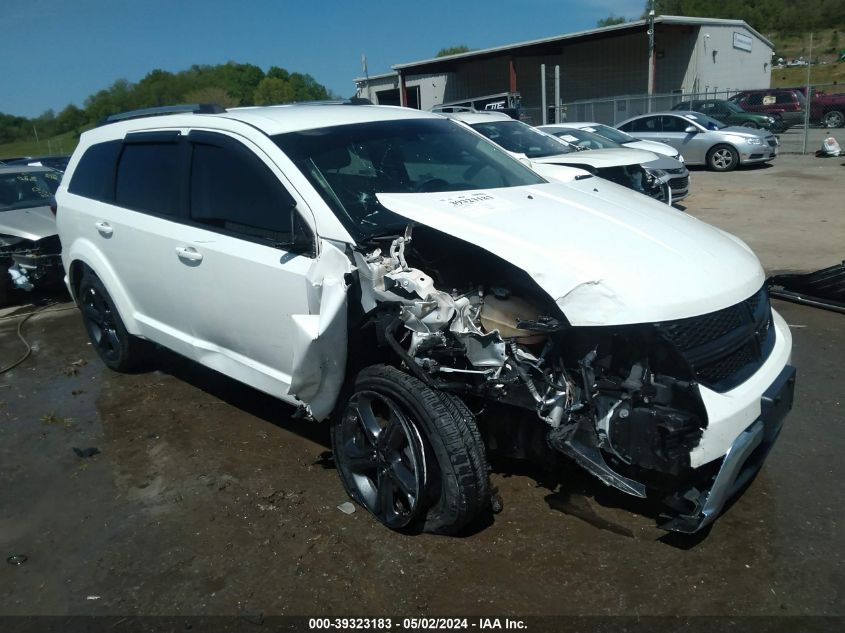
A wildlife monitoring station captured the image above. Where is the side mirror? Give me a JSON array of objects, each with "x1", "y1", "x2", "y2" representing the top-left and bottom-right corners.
[
  {"x1": 286, "y1": 206, "x2": 318, "y2": 257},
  {"x1": 684, "y1": 125, "x2": 699, "y2": 133}
]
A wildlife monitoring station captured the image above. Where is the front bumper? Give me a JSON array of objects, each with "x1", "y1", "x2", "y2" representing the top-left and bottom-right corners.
[{"x1": 661, "y1": 364, "x2": 796, "y2": 533}]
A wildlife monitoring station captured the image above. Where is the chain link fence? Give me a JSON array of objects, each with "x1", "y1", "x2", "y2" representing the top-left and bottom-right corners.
[{"x1": 532, "y1": 84, "x2": 845, "y2": 154}]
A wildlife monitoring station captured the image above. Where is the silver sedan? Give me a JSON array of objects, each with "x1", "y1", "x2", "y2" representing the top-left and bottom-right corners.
[{"x1": 616, "y1": 111, "x2": 778, "y2": 172}]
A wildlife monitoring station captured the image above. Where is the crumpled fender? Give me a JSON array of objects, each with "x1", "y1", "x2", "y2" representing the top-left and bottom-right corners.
[{"x1": 287, "y1": 243, "x2": 350, "y2": 421}]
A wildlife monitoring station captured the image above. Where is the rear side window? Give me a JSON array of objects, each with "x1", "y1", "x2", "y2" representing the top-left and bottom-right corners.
[
  {"x1": 68, "y1": 140, "x2": 121, "y2": 202},
  {"x1": 115, "y1": 142, "x2": 181, "y2": 216},
  {"x1": 189, "y1": 141, "x2": 294, "y2": 242}
]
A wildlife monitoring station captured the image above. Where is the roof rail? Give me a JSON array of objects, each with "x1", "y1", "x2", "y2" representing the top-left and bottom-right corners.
[{"x1": 98, "y1": 103, "x2": 226, "y2": 126}]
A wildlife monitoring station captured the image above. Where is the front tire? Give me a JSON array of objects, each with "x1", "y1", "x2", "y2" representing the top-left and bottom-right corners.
[
  {"x1": 707, "y1": 144, "x2": 739, "y2": 172},
  {"x1": 823, "y1": 110, "x2": 844, "y2": 128},
  {"x1": 332, "y1": 365, "x2": 489, "y2": 535},
  {"x1": 741, "y1": 121, "x2": 759, "y2": 128},
  {"x1": 78, "y1": 271, "x2": 149, "y2": 372}
]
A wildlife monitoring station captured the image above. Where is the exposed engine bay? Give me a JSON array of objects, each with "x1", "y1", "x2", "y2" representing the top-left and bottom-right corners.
[
  {"x1": 353, "y1": 224, "x2": 708, "y2": 502},
  {"x1": 1, "y1": 235, "x2": 63, "y2": 295}
]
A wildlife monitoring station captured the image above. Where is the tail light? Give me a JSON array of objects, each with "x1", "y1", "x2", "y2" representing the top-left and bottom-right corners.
[{"x1": 50, "y1": 196, "x2": 57, "y2": 216}]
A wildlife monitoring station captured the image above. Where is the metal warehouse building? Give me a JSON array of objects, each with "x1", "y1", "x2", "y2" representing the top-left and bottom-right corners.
[{"x1": 354, "y1": 15, "x2": 773, "y2": 124}]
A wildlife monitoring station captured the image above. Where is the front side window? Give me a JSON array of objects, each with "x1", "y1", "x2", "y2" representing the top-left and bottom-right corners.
[
  {"x1": 115, "y1": 142, "x2": 181, "y2": 216},
  {"x1": 274, "y1": 118, "x2": 544, "y2": 241},
  {"x1": 189, "y1": 141, "x2": 296, "y2": 243}
]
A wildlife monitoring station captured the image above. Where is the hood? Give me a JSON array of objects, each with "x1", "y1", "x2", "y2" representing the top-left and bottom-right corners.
[
  {"x1": 718, "y1": 126, "x2": 773, "y2": 139},
  {"x1": 641, "y1": 155, "x2": 686, "y2": 171},
  {"x1": 376, "y1": 183, "x2": 763, "y2": 326},
  {"x1": 622, "y1": 139, "x2": 680, "y2": 158},
  {"x1": 0, "y1": 205, "x2": 57, "y2": 242},
  {"x1": 528, "y1": 147, "x2": 658, "y2": 169}
]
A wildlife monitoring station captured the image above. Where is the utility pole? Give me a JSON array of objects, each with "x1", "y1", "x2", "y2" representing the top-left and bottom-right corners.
[
  {"x1": 647, "y1": 0, "x2": 656, "y2": 111},
  {"x1": 802, "y1": 33, "x2": 813, "y2": 155}
]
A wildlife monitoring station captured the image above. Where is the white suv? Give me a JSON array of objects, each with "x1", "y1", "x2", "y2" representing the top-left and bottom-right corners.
[{"x1": 56, "y1": 103, "x2": 795, "y2": 535}]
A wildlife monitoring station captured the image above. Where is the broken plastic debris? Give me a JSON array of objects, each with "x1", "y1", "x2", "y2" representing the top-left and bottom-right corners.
[
  {"x1": 72, "y1": 447, "x2": 101, "y2": 458},
  {"x1": 6, "y1": 555, "x2": 27, "y2": 566},
  {"x1": 337, "y1": 501, "x2": 356, "y2": 515},
  {"x1": 86, "y1": 595, "x2": 101, "y2": 601}
]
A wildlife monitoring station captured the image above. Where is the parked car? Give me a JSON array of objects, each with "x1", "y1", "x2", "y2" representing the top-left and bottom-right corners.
[
  {"x1": 671, "y1": 99, "x2": 782, "y2": 132},
  {"x1": 56, "y1": 103, "x2": 795, "y2": 536},
  {"x1": 446, "y1": 111, "x2": 675, "y2": 204},
  {"x1": 5, "y1": 154, "x2": 71, "y2": 173},
  {"x1": 555, "y1": 122, "x2": 684, "y2": 162},
  {"x1": 0, "y1": 165, "x2": 63, "y2": 305},
  {"x1": 538, "y1": 124, "x2": 690, "y2": 202},
  {"x1": 727, "y1": 89, "x2": 806, "y2": 130},
  {"x1": 794, "y1": 87, "x2": 845, "y2": 128},
  {"x1": 617, "y1": 111, "x2": 779, "y2": 171}
]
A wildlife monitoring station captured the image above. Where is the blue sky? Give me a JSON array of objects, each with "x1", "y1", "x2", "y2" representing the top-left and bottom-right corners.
[{"x1": 0, "y1": 0, "x2": 645, "y2": 118}]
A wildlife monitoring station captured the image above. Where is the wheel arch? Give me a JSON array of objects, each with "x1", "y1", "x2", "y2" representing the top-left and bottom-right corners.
[{"x1": 65, "y1": 239, "x2": 141, "y2": 334}]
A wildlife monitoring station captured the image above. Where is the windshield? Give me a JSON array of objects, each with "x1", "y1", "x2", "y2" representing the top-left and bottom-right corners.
[
  {"x1": 583, "y1": 123, "x2": 638, "y2": 145},
  {"x1": 0, "y1": 169, "x2": 60, "y2": 212},
  {"x1": 723, "y1": 101, "x2": 745, "y2": 114},
  {"x1": 273, "y1": 118, "x2": 545, "y2": 241},
  {"x1": 548, "y1": 127, "x2": 622, "y2": 150},
  {"x1": 469, "y1": 120, "x2": 574, "y2": 158},
  {"x1": 682, "y1": 112, "x2": 726, "y2": 130}
]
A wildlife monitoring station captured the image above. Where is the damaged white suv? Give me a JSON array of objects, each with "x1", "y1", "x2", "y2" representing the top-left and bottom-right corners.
[{"x1": 56, "y1": 103, "x2": 795, "y2": 535}]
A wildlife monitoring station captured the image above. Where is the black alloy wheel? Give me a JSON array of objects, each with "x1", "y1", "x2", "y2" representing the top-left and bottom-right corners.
[
  {"x1": 78, "y1": 271, "x2": 149, "y2": 372},
  {"x1": 336, "y1": 390, "x2": 425, "y2": 529}
]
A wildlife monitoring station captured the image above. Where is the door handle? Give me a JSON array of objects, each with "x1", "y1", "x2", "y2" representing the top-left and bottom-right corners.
[
  {"x1": 175, "y1": 246, "x2": 203, "y2": 263},
  {"x1": 95, "y1": 221, "x2": 113, "y2": 237}
]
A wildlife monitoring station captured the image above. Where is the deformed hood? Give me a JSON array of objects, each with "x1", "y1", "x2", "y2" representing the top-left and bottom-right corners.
[
  {"x1": 529, "y1": 147, "x2": 659, "y2": 169},
  {"x1": 377, "y1": 182, "x2": 764, "y2": 326},
  {"x1": 0, "y1": 205, "x2": 57, "y2": 242}
]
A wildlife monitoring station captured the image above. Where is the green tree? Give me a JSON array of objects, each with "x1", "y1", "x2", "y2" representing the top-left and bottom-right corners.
[
  {"x1": 183, "y1": 87, "x2": 239, "y2": 108},
  {"x1": 253, "y1": 77, "x2": 295, "y2": 105},
  {"x1": 597, "y1": 15, "x2": 627, "y2": 27},
  {"x1": 436, "y1": 45, "x2": 472, "y2": 57}
]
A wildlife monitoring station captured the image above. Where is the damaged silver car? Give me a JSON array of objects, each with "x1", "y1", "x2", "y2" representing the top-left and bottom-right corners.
[
  {"x1": 56, "y1": 103, "x2": 796, "y2": 535},
  {"x1": 0, "y1": 165, "x2": 63, "y2": 305}
]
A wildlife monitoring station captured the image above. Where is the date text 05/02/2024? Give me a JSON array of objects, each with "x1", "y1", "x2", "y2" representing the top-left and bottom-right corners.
[{"x1": 308, "y1": 617, "x2": 527, "y2": 630}]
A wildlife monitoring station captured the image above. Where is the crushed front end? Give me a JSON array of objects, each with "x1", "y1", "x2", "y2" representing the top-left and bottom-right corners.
[
  {"x1": 355, "y1": 226, "x2": 795, "y2": 533},
  {"x1": 1, "y1": 234, "x2": 63, "y2": 294}
]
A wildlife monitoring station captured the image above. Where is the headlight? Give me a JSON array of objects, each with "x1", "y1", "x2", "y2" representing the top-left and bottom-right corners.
[
  {"x1": 644, "y1": 168, "x2": 667, "y2": 184},
  {"x1": 766, "y1": 117, "x2": 775, "y2": 123},
  {"x1": 675, "y1": 153, "x2": 685, "y2": 163},
  {"x1": 746, "y1": 137, "x2": 764, "y2": 145}
]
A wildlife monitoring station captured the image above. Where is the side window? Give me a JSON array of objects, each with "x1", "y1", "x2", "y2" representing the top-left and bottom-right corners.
[
  {"x1": 189, "y1": 140, "x2": 297, "y2": 244},
  {"x1": 626, "y1": 116, "x2": 658, "y2": 133},
  {"x1": 68, "y1": 140, "x2": 122, "y2": 202},
  {"x1": 660, "y1": 116, "x2": 687, "y2": 132},
  {"x1": 775, "y1": 93, "x2": 794, "y2": 105},
  {"x1": 746, "y1": 94, "x2": 763, "y2": 106},
  {"x1": 115, "y1": 142, "x2": 181, "y2": 216}
]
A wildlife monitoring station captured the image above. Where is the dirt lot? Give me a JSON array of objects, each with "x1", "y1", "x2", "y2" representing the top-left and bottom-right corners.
[
  {"x1": 680, "y1": 153, "x2": 845, "y2": 274},
  {"x1": 1, "y1": 157, "x2": 843, "y2": 622}
]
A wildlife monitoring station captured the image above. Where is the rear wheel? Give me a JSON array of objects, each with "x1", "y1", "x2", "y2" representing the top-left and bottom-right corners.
[
  {"x1": 78, "y1": 271, "x2": 149, "y2": 372},
  {"x1": 823, "y1": 110, "x2": 844, "y2": 128},
  {"x1": 706, "y1": 144, "x2": 739, "y2": 172},
  {"x1": 332, "y1": 364, "x2": 489, "y2": 534}
]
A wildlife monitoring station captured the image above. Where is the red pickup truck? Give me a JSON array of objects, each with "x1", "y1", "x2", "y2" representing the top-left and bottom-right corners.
[{"x1": 808, "y1": 90, "x2": 845, "y2": 128}]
